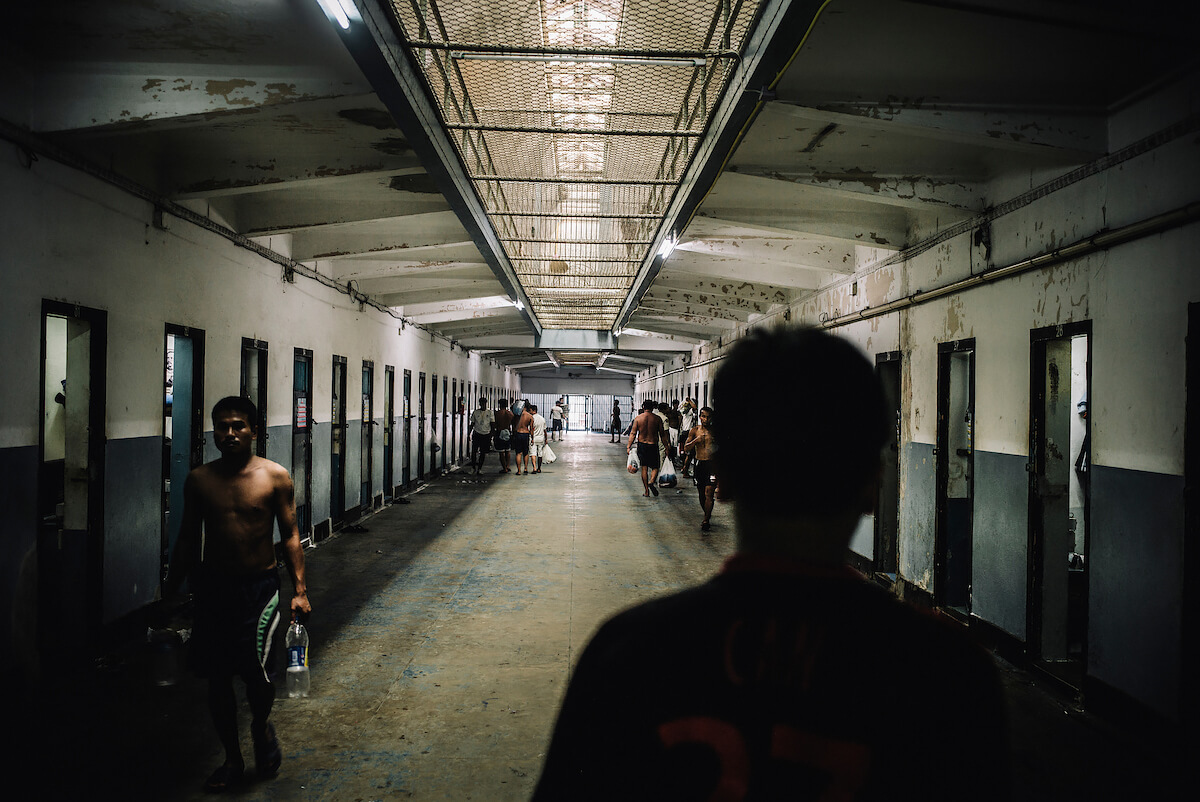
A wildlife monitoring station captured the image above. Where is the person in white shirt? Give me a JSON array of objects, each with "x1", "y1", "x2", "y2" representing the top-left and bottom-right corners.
[
  {"x1": 469, "y1": 397, "x2": 494, "y2": 475},
  {"x1": 550, "y1": 402, "x2": 564, "y2": 441},
  {"x1": 528, "y1": 405, "x2": 548, "y2": 473},
  {"x1": 679, "y1": 399, "x2": 697, "y2": 478}
]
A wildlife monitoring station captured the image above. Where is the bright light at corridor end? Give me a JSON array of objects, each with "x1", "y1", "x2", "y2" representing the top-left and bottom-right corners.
[{"x1": 316, "y1": 0, "x2": 355, "y2": 29}]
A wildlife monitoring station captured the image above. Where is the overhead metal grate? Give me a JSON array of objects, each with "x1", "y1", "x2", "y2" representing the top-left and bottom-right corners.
[{"x1": 386, "y1": 0, "x2": 766, "y2": 330}]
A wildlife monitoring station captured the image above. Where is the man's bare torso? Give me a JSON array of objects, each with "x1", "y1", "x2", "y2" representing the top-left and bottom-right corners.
[
  {"x1": 687, "y1": 425, "x2": 714, "y2": 461},
  {"x1": 632, "y1": 411, "x2": 663, "y2": 444},
  {"x1": 189, "y1": 456, "x2": 285, "y2": 575}
]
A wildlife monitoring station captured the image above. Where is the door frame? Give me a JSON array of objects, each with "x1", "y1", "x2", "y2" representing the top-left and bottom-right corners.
[
  {"x1": 384, "y1": 365, "x2": 395, "y2": 498},
  {"x1": 331, "y1": 354, "x2": 348, "y2": 529},
  {"x1": 935, "y1": 338, "x2": 976, "y2": 618},
  {"x1": 1026, "y1": 320, "x2": 1092, "y2": 680},
  {"x1": 874, "y1": 350, "x2": 902, "y2": 580},
  {"x1": 417, "y1": 371, "x2": 427, "y2": 481},
  {"x1": 293, "y1": 347, "x2": 313, "y2": 545},
  {"x1": 161, "y1": 323, "x2": 205, "y2": 588},
  {"x1": 1185, "y1": 304, "x2": 1199, "y2": 724},
  {"x1": 240, "y1": 337, "x2": 269, "y2": 457},
  {"x1": 361, "y1": 360, "x2": 374, "y2": 511},
  {"x1": 38, "y1": 299, "x2": 108, "y2": 649},
  {"x1": 403, "y1": 369, "x2": 412, "y2": 487},
  {"x1": 441, "y1": 375, "x2": 449, "y2": 470}
]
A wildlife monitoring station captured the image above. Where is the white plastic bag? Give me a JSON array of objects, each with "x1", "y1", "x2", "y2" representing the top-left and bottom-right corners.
[
  {"x1": 658, "y1": 457, "x2": 678, "y2": 487},
  {"x1": 627, "y1": 449, "x2": 639, "y2": 473},
  {"x1": 542, "y1": 443, "x2": 557, "y2": 464}
]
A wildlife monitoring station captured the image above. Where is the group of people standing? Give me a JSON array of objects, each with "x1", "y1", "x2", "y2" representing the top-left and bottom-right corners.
[
  {"x1": 470, "y1": 396, "x2": 567, "y2": 476},
  {"x1": 626, "y1": 397, "x2": 717, "y2": 532}
]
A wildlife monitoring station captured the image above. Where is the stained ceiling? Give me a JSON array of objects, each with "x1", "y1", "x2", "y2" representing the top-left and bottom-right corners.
[{"x1": 3, "y1": 0, "x2": 1195, "y2": 377}]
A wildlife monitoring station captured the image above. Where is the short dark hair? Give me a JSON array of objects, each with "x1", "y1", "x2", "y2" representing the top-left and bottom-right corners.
[
  {"x1": 713, "y1": 327, "x2": 887, "y2": 516},
  {"x1": 529, "y1": 404, "x2": 538, "y2": 413},
  {"x1": 212, "y1": 395, "x2": 258, "y2": 431}
]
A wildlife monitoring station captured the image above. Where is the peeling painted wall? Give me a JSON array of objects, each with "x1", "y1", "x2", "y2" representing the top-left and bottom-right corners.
[
  {"x1": 0, "y1": 154, "x2": 517, "y2": 675},
  {"x1": 676, "y1": 95, "x2": 1199, "y2": 721}
]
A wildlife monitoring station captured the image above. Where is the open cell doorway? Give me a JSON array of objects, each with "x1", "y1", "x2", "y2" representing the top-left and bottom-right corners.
[
  {"x1": 162, "y1": 325, "x2": 205, "y2": 587},
  {"x1": 1029, "y1": 322, "x2": 1091, "y2": 689},
  {"x1": 39, "y1": 301, "x2": 107, "y2": 657},
  {"x1": 936, "y1": 339, "x2": 975, "y2": 620}
]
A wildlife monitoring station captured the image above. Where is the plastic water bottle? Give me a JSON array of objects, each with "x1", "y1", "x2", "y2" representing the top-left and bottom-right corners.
[{"x1": 285, "y1": 616, "x2": 310, "y2": 698}]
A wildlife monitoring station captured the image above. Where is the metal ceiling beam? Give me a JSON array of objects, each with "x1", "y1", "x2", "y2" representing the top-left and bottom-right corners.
[
  {"x1": 333, "y1": 258, "x2": 490, "y2": 282},
  {"x1": 287, "y1": 209, "x2": 471, "y2": 261},
  {"x1": 651, "y1": 274, "x2": 794, "y2": 304},
  {"x1": 410, "y1": 305, "x2": 520, "y2": 325},
  {"x1": 379, "y1": 283, "x2": 508, "y2": 308},
  {"x1": 766, "y1": 100, "x2": 1106, "y2": 159},
  {"x1": 616, "y1": 331, "x2": 703, "y2": 349},
  {"x1": 397, "y1": 295, "x2": 515, "y2": 317},
  {"x1": 180, "y1": 164, "x2": 428, "y2": 202}
]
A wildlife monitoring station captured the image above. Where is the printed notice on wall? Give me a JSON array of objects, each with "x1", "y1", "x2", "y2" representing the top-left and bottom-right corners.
[{"x1": 296, "y1": 397, "x2": 308, "y2": 428}]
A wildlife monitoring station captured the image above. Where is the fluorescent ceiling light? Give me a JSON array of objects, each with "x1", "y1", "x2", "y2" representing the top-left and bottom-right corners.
[
  {"x1": 658, "y1": 235, "x2": 677, "y2": 259},
  {"x1": 316, "y1": 0, "x2": 352, "y2": 29},
  {"x1": 451, "y1": 53, "x2": 705, "y2": 68}
]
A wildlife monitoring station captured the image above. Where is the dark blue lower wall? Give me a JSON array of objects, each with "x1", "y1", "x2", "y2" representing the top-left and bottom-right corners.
[
  {"x1": 1089, "y1": 464, "x2": 1182, "y2": 720},
  {"x1": 102, "y1": 435, "x2": 162, "y2": 624},
  {"x1": 972, "y1": 450, "x2": 1029, "y2": 639},
  {"x1": 0, "y1": 445, "x2": 39, "y2": 678},
  {"x1": 311, "y1": 421, "x2": 332, "y2": 526},
  {"x1": 900, "y1": 442, "x2": 936, "y2": 588}
]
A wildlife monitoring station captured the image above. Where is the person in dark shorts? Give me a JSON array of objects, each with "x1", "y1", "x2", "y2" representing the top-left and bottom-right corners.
[
  {"x1": 627, "y1": 399, "x2": 664, "y2": 497},
  {"x1": 512, "y1": 402, "x2": 534, "y2": 475},
  {"x1": 165, "y1": 396, "x2": 310, "y2": 792},
  {"x1": 534, "y1": 328, "x2": 1009, "y2": 800},
  {"x1": 493, "y1": 399, "x2": 514, "y2": 473},
  {"x1": 610, "y1": 401, "x2": 622, "y2": 442},
  {"x1": 683, "y1": 406, "x2": 716, "y2": 531}
]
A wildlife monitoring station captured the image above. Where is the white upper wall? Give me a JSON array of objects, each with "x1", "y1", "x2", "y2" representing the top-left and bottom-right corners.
[{"x1": 0, "y1": 155, "x2": 517, "y2": 447}]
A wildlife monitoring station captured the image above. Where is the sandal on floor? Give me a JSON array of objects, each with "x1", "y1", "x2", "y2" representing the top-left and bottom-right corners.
[
  {"x1": 254, "y1": 722, "x2": 283, "y2": 778},
  {"x1": 204, "y1": 762, "x2": 244, "y2": 793}
]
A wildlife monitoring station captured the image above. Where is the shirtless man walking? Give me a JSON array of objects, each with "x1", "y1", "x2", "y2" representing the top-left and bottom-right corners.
[
  {"x1": 683, "y1": 406, "x2": 716, "y2": 531},
  {"x1": 165, "y1": 396, "x2": 311, "y2": 792},
  {"x1": 513, "y1": 401, "x2": 535, "y2": 475},
  {"x1": 627, "y1": 399, "x2": 665, "y2": 497}
]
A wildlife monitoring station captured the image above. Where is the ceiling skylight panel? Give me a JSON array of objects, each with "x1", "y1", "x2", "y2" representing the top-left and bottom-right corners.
[
  {"x1": 544, "y1": 1, "x2": 620, "y2": 48},
  {"x1": 385, "y1": 0, "x2": 769, "y2": 330},
  {"x1": 555, "y1": 138, "x2": 605, "y2": 173}
]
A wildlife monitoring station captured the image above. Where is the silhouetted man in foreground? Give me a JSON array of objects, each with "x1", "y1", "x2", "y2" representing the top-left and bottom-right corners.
[
  {"x1": 534, "y1": 327, "x2": 1008, "y2": 801},
  {"x1": 165, "y1": 396, "x2": 311, "y2": 792}
]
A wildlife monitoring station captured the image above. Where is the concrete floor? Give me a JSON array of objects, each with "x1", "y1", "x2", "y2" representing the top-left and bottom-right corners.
[{"x1": 18, "y1": 433, "x2": 1186, "y2": 800}]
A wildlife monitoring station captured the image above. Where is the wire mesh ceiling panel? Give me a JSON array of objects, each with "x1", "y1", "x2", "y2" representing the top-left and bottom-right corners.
[{"x1": 387, "y1": 0, "x2": 765, "y2": 330}]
